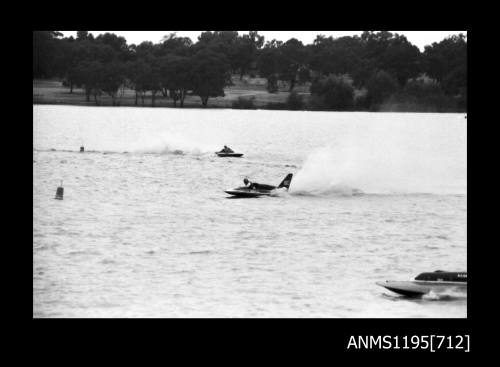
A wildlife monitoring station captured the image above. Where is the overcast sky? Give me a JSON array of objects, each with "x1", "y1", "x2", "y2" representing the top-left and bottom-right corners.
[{"x1": 59, "y1": 31, "x2": 466, "y2": 51}]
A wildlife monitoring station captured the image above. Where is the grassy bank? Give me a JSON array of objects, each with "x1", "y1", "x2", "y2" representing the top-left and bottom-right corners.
[
  {"x1": 33, "y1": 76, "x2": 311, "y2": 109},
  {"x1": 33, "y1": 77, "x2": 465, "y2": 113}
]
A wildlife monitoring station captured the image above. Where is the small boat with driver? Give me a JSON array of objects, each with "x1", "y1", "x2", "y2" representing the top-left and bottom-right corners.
[{"x1": 216, "y1": 145, "x2": 243, "y2": 157}]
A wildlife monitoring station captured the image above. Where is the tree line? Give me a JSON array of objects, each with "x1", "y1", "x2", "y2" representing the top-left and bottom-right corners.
[{"x1": 33, "y1": 31, "x2": 467, "y2": 111}]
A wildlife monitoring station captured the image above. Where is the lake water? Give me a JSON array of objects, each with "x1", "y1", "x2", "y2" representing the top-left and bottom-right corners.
[{"x1": 33, "y1": 105, "x2": 467, "y2": 318}]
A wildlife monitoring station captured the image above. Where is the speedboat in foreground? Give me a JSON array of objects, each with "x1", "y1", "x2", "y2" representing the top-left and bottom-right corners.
[
  {"x1": 376, "y1": 270, "x2": 467, "y2": 297},
  {"x1": 225, "y1": 174, "x2": 293, "y2": 197}
]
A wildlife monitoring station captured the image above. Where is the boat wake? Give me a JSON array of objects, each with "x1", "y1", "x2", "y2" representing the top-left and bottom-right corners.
[
  {"x1": 382, "y1": 289, "x2": 467, "y2": 302},
  {"x1": 34, "y1": 130, "x2": 220, "y2": 156},
  {"x1": 422, "y1": 288, "x2": 467, "y2": 301},
  {"x1": 290, "y1": 185, "x2": 364, "y2": 197},
  {"x1": 130, "y1": 132, "x2": 218, "y2": 156},
  {"x1": 269, "y1": 188, "x2": 291, "y2": 197},
  {"x1": 290, "y1": 138, "x2": 466, "y2": 196}
]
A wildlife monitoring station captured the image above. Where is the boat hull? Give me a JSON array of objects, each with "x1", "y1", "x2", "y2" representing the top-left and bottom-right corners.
[
  {"x1": 216, "y1": 153, "x2": 244, "y2": 157},
  {"x1": 376, "y1": 280, "x2": 467, "y2": 297},
  {"x1": 224, "y1": 189, "x2": 270, "y2": 197}
]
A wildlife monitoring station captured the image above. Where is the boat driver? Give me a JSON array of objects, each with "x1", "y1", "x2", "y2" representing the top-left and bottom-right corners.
[
  {"x1": 244, "y1": 178, "x2": 257, "y2": 190},
  {"x1": 221, "y1": 145, "x2": 234, "y2": 153}
]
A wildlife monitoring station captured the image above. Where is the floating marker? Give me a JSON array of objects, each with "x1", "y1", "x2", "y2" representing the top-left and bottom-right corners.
[
  {"x1": 80, "y1": 146, "x2": 85, "y2": 152},
  {"x1": 55, "y1": 180, "x2": 64, "y2": 200}
]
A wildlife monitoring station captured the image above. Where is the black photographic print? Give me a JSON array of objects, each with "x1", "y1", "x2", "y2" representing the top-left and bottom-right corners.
[{"x1": 33, "y1": 30, "x2": 468, "y2": 347}]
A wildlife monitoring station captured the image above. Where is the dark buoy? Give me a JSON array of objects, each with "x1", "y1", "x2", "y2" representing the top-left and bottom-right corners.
[
  {"x1": 80, "y1": 146, "x2": 85, "y2": 152},
  {"x1": 55, "y1": 180, "x2": 64, "y2": 200}
]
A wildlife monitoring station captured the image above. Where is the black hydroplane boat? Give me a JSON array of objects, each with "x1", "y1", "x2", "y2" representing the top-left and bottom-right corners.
[{"x1": 225, "y1": 174, "x2": 293, "y2": 197}]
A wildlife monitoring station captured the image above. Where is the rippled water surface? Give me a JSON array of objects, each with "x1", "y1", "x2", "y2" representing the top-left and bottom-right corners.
[{"x1": 33, "y1": 105, "x2": 467, "y2": 317}]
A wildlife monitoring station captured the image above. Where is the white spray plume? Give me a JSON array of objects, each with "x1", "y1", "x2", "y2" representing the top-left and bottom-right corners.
[{"x1": 291, "y1": 122, "x2": 466, "y2": 195}]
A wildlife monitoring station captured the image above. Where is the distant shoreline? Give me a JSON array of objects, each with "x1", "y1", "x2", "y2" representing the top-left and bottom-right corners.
[
  {"x1": 33, "y1": 78, "x2": 296, "y2": 109},
  {"x1": 33, "y1": 79, "x2": 466, "y2": 113}
]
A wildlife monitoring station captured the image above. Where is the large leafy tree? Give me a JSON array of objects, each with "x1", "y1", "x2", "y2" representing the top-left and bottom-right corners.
[
  {"x1": 33, "y1": 31, "x2": 63, "y2": 78},
  {"x1": 257, "y1": 38, "x2": 308, "y2": 91},
  {"x1": 54, "y1": 40, "x2": 87, "y2": 92},
  {"x1": 100, "y1": 61, "x2": 126, "y2": 105},
  {"x1": 422, "y1": 34, "x2": 467, "y2": 96},
  {"x1": 232, "y1": 31, "x2": 265, "y2": 79},
  {"x1": 125, "y1": 59, "x2": 146, "y2": 105},
  {"x1": 190, "y1": 50, "x2": 231, "y2": 107},
  {"x1": 128, "y1": 41, "x2": 163, "y2": 106},
  {"x1": 358, "y1": 31, "x2": 421, "y2": 86},
  {"x1": 72, "y1": 61, "x2": 103, "y2": 104},
  {"x1": 58, "y1": 38, "x2": 122, "y2": 94},
  {"x1": 377, "y1": 34, "x2": 421, "y2": 85},
  {"x1": 95, "y1": 33, "x2": 128, "y2": 54},
  {"x1": 278, "y1": 38, "x2": 307, "y2": 91},
  {"x1": 155, "y1": 33, "x2": 194, "y2": 106},
  {"x1": 309, "y1": 35, "x2": 362, "y2": 78},
  {"x1": 158, "y1": 55, "x2": 192, "y2": 107},
  {"x1": 76, "y1": 31, "x2": 94, "y2": 41},
  {"x1": 159, "y1": 33, "x2": 193, "y2": 56},
  {"x1": 365, "y1": 70, "x2": 400, "y2": 108},
  {"x1": 402, "y1": 78, "x2": 454, "y2": 112},
  {"x1": 195, "y1": 31, "x2": 240, "y2": 73},
  {"x1": 130, "y1": 60, "x2": 161, "y2": 106},
  {"x1": 256, "y1": 40, "x2": 283, "y2": 92},
  {"x1": 310, "y1": 75, "x2": 355, "y2": 110}
]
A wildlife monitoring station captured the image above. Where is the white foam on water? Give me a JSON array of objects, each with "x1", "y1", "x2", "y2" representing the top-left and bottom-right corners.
[
  {"x1": 290, "y1": 117, "x2": 466, "y2": 196},
  {"x1": 422, "y1": 288, "x2": 467, "y2": 301},
  {"x1": 129, "y1": 131, "x2": 220, "y2": 155}
]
